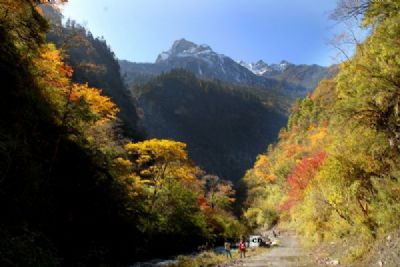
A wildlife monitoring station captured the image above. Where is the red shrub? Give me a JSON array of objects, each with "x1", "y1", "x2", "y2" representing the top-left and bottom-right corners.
[{"x1": 281, "y1": 151, "x2": 327, "y2": 211}]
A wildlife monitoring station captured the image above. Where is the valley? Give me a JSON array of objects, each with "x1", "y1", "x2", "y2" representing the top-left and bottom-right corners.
[
  {"x1": 119, "y1": 39, "x2": 333, "y2": 181},
  {"x1": 1, "y1": 1, "x2": 399, "y2": 266}
]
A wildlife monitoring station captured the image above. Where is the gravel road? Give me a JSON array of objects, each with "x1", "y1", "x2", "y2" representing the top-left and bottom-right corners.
[{"x1": 232, "y1": 233, "x2": 314, "y2": 267}]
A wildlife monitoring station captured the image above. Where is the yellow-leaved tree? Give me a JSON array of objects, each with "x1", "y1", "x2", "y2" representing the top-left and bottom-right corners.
[
  {"x1": 124, "y1": 140, "x2": 206, "y2": 235},
  {"x1": 32, "y1": 43, "x2": 120, "y2": 177},
  {"x1": 33, "y1": 43, "x2": 119, "y2": 132},
  {"x1": 124, "y1": 139, "x2": 200, "y2": 208}
]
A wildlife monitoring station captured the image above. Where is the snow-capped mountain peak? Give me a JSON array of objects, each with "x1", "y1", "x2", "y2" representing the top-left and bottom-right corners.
[
  {"x1": 239, "y1": 59, "x2": 292, "y2": 75},
  {"x1": 155, "y1": 38, "x2": 221, "y2": 63},
  {"x1": 278, "y1": 60, "x2": 290, "y2": 70},
  {"x1": 121, "y1": 39, "x2": 332, "y2": 94},
  {"x1": 239, "y1": 59, "x2": 271, "y2": 75},
  {"x1": 254, "y1": 60, "x2": 268, "y2": 68},
  {"x1": 170, "y1": 38, "x2": 197, "y2": 54},
  {"x1": 151, "y1": 39, "x2": 266, "y2": 85}
]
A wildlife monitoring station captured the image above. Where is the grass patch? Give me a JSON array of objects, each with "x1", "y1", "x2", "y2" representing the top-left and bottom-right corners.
[{"x1": 168, "y1": 248, "x2": 267, "y2": 267}]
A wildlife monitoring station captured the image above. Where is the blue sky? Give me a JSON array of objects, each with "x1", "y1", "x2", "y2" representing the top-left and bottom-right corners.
[{"x1": 61, "y1": 0, "x2": 346, "y2": 66}]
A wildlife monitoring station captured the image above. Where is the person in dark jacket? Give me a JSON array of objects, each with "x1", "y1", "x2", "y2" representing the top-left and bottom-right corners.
[{"x1": 224, "y1": 241, "x2": 232, "y2": 259}]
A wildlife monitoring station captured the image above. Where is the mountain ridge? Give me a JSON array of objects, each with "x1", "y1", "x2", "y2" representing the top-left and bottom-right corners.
[{"x1": 120, "y1": 38, "x2": 335, "y2": 95}]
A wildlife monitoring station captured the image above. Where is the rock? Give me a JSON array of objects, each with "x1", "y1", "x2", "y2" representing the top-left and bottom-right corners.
[
  {"x1": 378, "y1": 260, "x2": 384, "y2": 266},
  {"x1": 271, "y1": 239, "x2": 280, "y2": 246},
  {"x1": 326, "y1": 259, "x2": 340, "y2": 265},
  {"x1": 387, "y1": 235, "x2": 392, "y2": 241}
]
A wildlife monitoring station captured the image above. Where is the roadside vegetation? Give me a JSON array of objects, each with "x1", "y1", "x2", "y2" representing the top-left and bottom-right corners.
[
  {"x1": 169, "y1": 247, "x2": 266, "y2": 267},
  {"x1": 242, "y1": 0, "x2": 400, "y2": 263}
]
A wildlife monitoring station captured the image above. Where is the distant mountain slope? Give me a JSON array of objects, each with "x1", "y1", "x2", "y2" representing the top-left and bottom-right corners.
[
  {"x1": 136, "y1": 70, "x2": 287, "y2": 181},
  {"x1": 120, "y1": 39, "x2": 332, "y2": 181},
  {"x1": 239, "y1": 59, "x2": 336, "y2": 92},
  {"x1": 120, "y1": 39, "x2": 263, "y2": 88},
  {"x1": 120, "y1": 39, "x2": 334, "y2": 96}
]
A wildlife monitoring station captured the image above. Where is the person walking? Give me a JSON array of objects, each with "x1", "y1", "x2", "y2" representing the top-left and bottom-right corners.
[
  {"x1": 239, "y1": 238, "x2": 246, "y2": 258},
  {"x1": 224, "y1": 240, "x2": 232, "y2": 259}
]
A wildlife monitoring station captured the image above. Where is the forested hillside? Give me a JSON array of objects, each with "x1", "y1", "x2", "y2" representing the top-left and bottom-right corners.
[
  {"x1": 42, "y1": 5, "x2": 143, "y2": 139},
  {"x1": 135, "y1": 70, "x2": 287, "y2": 181},
  {"x1": 242, "y1": 0, "x2": 400, "y2": 263},
  {"x1": 0, "y1": 1, "x2": 242, "y2": 265}
]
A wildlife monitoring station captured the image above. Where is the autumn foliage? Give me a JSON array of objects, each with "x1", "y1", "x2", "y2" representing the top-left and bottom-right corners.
[
  {"x1": 243, "y1": 1, "x2": 400, "y2": 263},
  {"x1": 0, "y1": 1, "x2": 241, "y2": 265},
  {"x1": 281, "y1": 151, "x2": 326, "y2": 211}
]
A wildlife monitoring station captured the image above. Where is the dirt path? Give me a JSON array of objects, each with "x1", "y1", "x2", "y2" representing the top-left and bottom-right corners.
[{"x1": 233, "y1": 233, "x2": 314, "y2": 267}]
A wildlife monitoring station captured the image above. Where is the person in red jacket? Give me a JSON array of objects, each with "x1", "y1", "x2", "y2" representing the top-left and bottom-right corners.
[{"x1": 239, "y1": 238, "x2": 246, "y2": 258}]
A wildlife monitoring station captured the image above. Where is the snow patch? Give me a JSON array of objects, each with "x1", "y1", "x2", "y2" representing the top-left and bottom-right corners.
[{"x1": 159, "y1": 52, "x2": 169, "y2": 61}]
